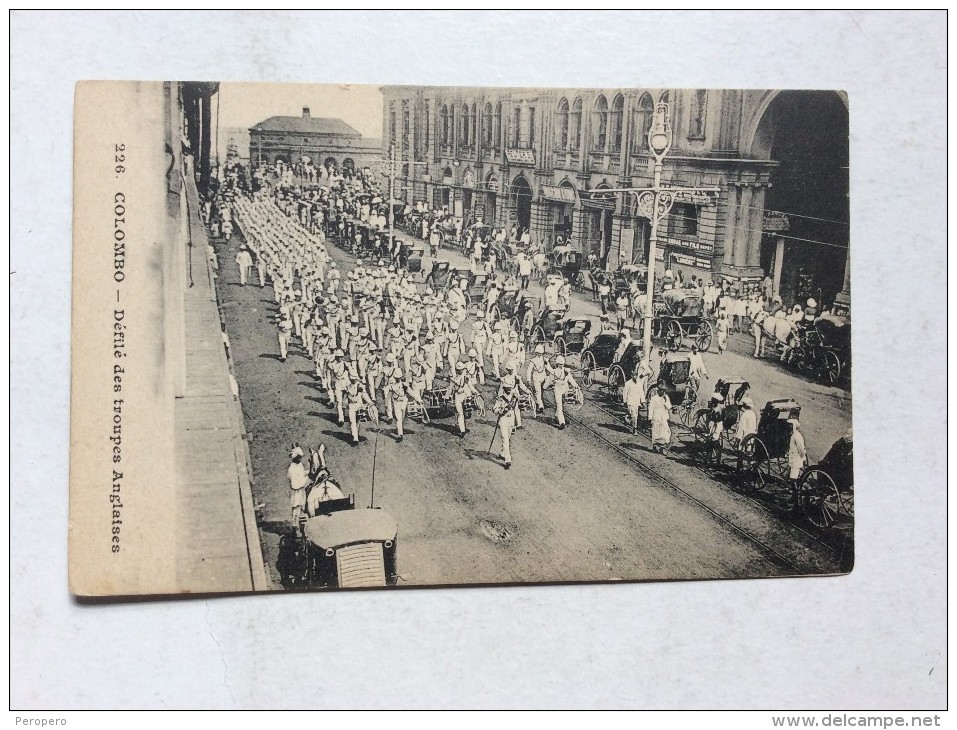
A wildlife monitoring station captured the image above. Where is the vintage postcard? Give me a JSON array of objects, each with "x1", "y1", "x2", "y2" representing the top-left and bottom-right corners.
[{"x1": 70, "y1": 81, "x2": 852, "y2": 596}]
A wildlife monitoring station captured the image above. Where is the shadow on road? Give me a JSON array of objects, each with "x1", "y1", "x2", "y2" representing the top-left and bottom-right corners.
[{"x1": 259, "y1": 353, "x2": 284, "y2": 361}]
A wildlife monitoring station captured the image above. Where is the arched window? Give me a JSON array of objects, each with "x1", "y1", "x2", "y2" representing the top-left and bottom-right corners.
[
  {"x1": 470, "y1": 103, "x2": 477, "y2": 146},
  {"x1": 689, "y1": 89, "x2": 707, "y2": 139},
  {"x1": 593, "y1": 95, "x2": 608, "y2": 151},
  {"x1": 610, "y1": 94, "x2": 624, "y2": 152},
  {"x1": 494, "y1": 102, "x2": 502, "y2": 148},
  {"x1": 557, "y1": 98, "x2": 569, "y2": 149},
  {"x1": 441, "y1": 104, "x2": 449, "y2": 147},
  {"x1": 659, "y1": 90, "x2": 670, "y2": 105},
  {"x1": 633, "y1": 93, "x2": 654, "y2": 152},
  {"x1": 483, "y1": 102, "x2": 493, "y2": 147},
  {"x1": 570, "y1": 97, "x2": 582, "y2": 151}
]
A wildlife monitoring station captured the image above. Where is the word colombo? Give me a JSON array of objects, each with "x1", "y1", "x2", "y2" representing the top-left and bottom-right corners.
[{"x1": 110, "y1": 190, "x2": 128, "y2": 554}]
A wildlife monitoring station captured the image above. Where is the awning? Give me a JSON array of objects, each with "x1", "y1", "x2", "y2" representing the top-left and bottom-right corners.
[{"x1": 541, "y1": 184, "x2": 577, "y2": 204}]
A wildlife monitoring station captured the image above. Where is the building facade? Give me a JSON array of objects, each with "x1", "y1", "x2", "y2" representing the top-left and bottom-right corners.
[
  {"x1": 380, "y1": 86, "x2": 849, "y2": 306},
  {"x1": 249, "y1": 108, "x2": 382, "y2": 176}
]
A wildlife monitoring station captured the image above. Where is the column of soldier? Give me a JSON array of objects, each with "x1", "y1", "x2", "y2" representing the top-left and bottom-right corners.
[{"x1": 229, "y1": 188, "x2": 580, "y2": 469}]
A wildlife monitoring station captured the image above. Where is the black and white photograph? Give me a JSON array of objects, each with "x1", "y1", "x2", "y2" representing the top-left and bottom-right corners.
[
  {"x1": 70, "y1": 81, "x2": 854, "y2": 594},
  {"x1": 15, "y1": 10, "x2": 945, "y2": 713}
]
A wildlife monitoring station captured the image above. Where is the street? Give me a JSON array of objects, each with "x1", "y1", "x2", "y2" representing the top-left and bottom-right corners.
[{"x1": 213, "y1": 221, "x2": 850, "y2": 588}]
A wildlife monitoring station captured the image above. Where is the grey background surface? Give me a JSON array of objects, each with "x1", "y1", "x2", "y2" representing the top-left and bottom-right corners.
[{"x1": 10, "y1": 10, "x2": 946, "y2": 709}]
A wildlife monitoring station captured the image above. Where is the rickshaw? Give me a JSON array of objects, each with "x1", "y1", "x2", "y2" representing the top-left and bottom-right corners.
[
  {"x1": 489, "y1": 289, "x2": 539, "y2": 340},
  {"x1": 425, "y1": 260, "x2": 452, "y2": 289},
  {"x1": 278, "y1": 491, "x2": 398, "y2": 589},
  {"x1": 404, "y1": 244, "x2": 426, "y2": 275},
  {"x1": 530, "y1": 307, "x2": 572, "y2": 355},
  {"x1": 799, "y1": 430, "x2": 854, "y2": 528},
  {"x1": 645, "y1": 352, "x2": 700, "y2": 426},
  {"x1": 579, "y1": 334, "x2": 644, "y2": 401},
  {"x1": 446, "y1": 266, "x2": 474, "y2": 292},
  {"x1": 466, "y1": 273, "x2": 490, "y2": 307},
  {"x1": 556, "y1": 318, "x2": 594, "y2": 358},
  {"x1": 736, "y1": 399, "x2": 802, "y2": 491},
  {"x1": 691, "y1": 377, "x2": 751, "y2": 462},
  {"x1": 653, "y1": 289, "x2": 714, "y2": 351}
]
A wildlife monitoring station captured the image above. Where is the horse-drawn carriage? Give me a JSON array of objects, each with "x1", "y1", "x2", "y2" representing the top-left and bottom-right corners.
[
  {"x1": 612, "y1": 264, "x2": 646, "y2": 299},
  {"x1": 549, "y1": 245, "x2": 586, "y2": 290},
  {"x1": 787, "y1": 314, "x2": 851, "y2": 385},
  {"x1": 652, "y1": 289, "x2": 714, "y2": 351}
]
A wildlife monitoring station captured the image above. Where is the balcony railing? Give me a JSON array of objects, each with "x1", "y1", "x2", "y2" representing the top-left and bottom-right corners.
[{"x1": 587, "y1": 151, "x2": 622, "y2": 173}]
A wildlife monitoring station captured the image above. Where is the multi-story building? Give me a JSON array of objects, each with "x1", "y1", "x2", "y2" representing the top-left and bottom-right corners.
[
  {"x1": 249, "y1": 107, "x2": 381, "y2": 176},
  {"x1": 380, "y1": 86, "x2": 849, "y2": 306}
]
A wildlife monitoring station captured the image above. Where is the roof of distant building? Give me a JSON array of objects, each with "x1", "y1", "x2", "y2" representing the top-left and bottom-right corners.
[{"x1": 250, "y1": 115, "x2": 362, "y2": 137}]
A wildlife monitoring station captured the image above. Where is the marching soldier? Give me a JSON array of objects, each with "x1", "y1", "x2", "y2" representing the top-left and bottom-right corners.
[
  {"x1": 449, "y1": 361, "x2": 473, "y2": 438},
  {"x1": 345, "y1": 373, "x2": 375, "y2": 446},
  {"x1": 526, "y1": 343, "x2": 552, "y2": 413},
  {"x1": 493, "y1": 375, "x2": 522, "y2": 469},
  {"x1": 276, "y1": 300, "x2": 294, "y2": 362},
  {"x1": 328, "y1": 349, "x2": 348, "y2": 426},
  {"x1": 549, "y1": 355, "x2": 580, "y2": 430}
]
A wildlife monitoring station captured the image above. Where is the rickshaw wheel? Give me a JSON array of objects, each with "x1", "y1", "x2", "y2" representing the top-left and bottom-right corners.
[
  {"x1": 580, "y1": 351, "x2": 597, "y2": 389},
  {"x1": 566, "y1": 387, "x2": 585, "y2": 411},
  {"x1": 696, "y1": 320, "x2": 714, "y2": 352},
  {"x1": 488, "y1": 304, "x2": 499, "y2": 322},
  {"x1": 608, "y1": 365, "x2": 626, "y2": 403},
  {"x1": 691, "y1": 408, "x2": 710, "y2": 438},
  {"x1": 800, "y1": 468, "x2": 844, "y2": 528},
  {"x1": 820, "y1": 350, "x2": 842, "y2": 385},
  {"x1": 532, "y1": 326, "x2": 546, "y2": 345},
  {"x1": 665, "y1": 320, "x2": 683, "y2": 351},
  {"x1": 553, "y1": 337, "x2": 566, "y2": 357},
  {"x1": 738, "y1": 435, "x2": 771, "y2": 491},
  {"x1": 472, "y1": 394, "x2": 487, "y2": 418}
]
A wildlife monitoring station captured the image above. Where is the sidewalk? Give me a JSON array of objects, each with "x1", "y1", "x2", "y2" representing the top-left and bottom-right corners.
[{"x1": 172, "y1": 180, "x2": 270, "y2": 592}]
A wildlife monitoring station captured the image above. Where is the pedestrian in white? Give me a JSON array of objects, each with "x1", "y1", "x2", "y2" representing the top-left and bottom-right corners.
[
  {"x1": 716, "y1": 311, "x2": 730, "y2": 354},
  {"x1": 787, "y1": 417, "x2": 808, "y2": 484},
  {"x1": 287, "y1": 446, "x2": 310, "y2": 523},
  {"x1": 648, "y1": 386, "x2": 673, "y2": 454},
  {"x1": 622, "y1": 370, "x2": 645, "y2": 435},
  {"x1": 235, "y1": 246, "x2": 253, "y2": 285},
  {"x1": 494, "y1": 374, "x2": 521, "y2": 469}
]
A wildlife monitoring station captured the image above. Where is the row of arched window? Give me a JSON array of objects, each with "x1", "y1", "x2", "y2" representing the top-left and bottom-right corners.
[{"x1": 396, "y1": 90, "x2": 690, "y2": 159}]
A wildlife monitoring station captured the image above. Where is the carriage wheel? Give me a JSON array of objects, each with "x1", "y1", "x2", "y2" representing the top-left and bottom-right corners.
[
  {"x1": 565, "y1": 386, "x2": 585, "y2": 411},
  {"x1": 608, "y1": 365, "x2": 626, "y2": 403},
  {"x1": 738, "y1": 435, "x2": 771, "y2": 491},
  {"x1": 696, "y1": 320, "x2": 714, "y2": 352},
  {"x1": 532, "y1": 326, "x2": 546, "y2": 345},
  {"x1": 820, "y1": 350, "x2": 842, "y2": 385},
  {"x1": 553, "y1": 337, "x2": 566, "y2": 357},
  {"x1": 800, "y1": 468, "x2": 845, "y2": 528},
  {"x1": 580, "y1": 351, "x2": 597, "y2": 389},
  {"x1": 665, "y1": 320, "x2": 683, "y2": 351}
]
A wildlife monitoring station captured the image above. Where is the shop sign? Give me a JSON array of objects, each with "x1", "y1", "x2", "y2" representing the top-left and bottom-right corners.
[
  {"x1": 654, "y1": 246, "x2": 664, "y2": 261},
  {"x1": 665, "y1": 236, "x2": 714, "y2": 254},
  {"x1": 763, "y1": 211, "x2": 790, "y2": 232},
  {"x1": 505, "y1": 148, "x2": 535, "y2": 165},
  {"x1": 542, "y1": 184, "x2": 577, "y2": 204},
  {"x1": 670, "y1": 252, "x2": 713, "y2": 269}
]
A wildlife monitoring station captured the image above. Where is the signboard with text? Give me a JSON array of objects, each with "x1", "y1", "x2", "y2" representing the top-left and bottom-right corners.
[{"x1": 505, "y1": 148, "x2": 535, "y2": 166}]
